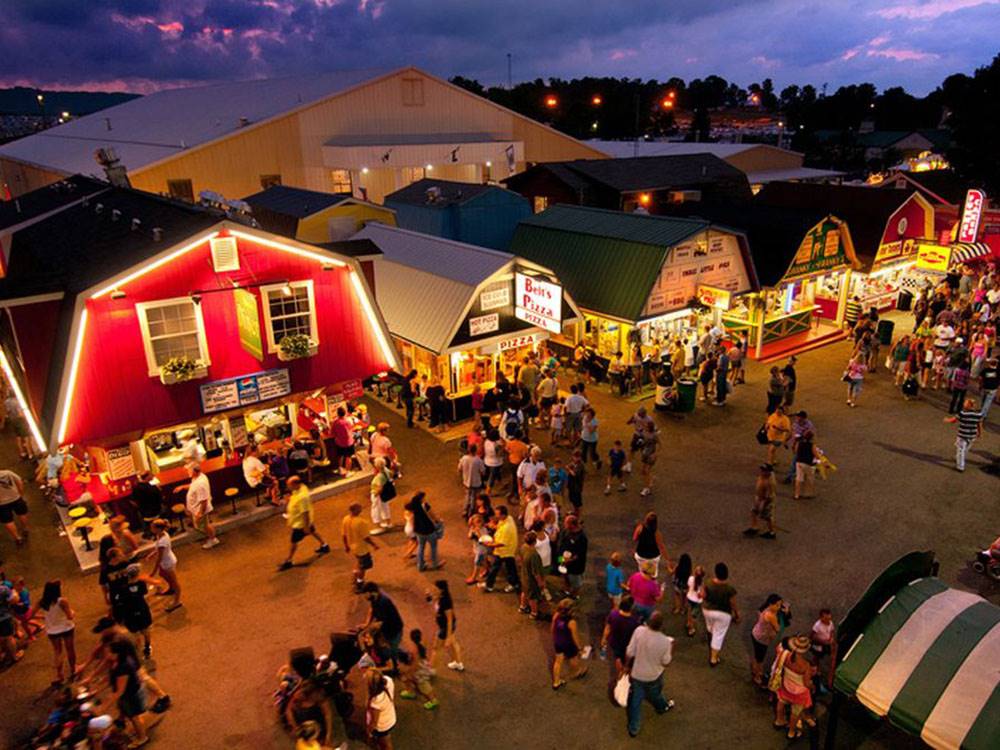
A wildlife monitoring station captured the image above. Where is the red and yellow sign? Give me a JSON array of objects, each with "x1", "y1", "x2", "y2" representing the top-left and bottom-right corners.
[
  {"x1": 695, "y1": 284, "x2": 731, "y2": 311},
  {"x1": 957, "y1": 189, "x2": 986, "y2": 243},
  {"x1": 915, "y1": 243, "x2": 952, "y2": 273}
]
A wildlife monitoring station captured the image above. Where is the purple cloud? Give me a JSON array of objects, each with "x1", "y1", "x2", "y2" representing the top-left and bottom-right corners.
[{"x1": 0, "y1": 0, "x2": 996, "y2": 94}]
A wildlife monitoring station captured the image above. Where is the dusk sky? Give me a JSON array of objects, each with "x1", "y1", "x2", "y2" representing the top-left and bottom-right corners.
[{"x1": 1, "y1": 0, "x2": 998, "y2": 95}]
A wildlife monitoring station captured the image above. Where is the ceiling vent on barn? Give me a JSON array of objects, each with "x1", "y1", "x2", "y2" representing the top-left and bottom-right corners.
[{"x1": 210, "y1": 236, "x2": 240, "y2": 272}]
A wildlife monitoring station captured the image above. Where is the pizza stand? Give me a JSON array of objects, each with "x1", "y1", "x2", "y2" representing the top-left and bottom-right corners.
[
  {"x1": 355, "y1": 223, "x2": 581, "y2": 421},
  {"x1": 826, "y1": 550, "x2": 1000, "y2": 750}
]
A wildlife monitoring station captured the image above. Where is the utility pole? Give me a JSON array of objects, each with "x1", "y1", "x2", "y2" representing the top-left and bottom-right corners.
[{"x1": 507, "y1": 53, "x2": 512, "y2": 90}]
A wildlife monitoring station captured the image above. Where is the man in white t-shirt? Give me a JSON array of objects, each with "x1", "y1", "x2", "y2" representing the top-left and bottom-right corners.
[
  {"x1": 564, "y1": 384, "x2": 588, "y2": 443},
  {"x1": 516, "y1": 447, "x2": 547, "y2": 497},
  {"x1": 933, "y1": 322, "x2": 955, "y2": 350},
  {"x1": 0, "y1": 469, "x2": 28, "y2": 544},
  {"x1": 241, "y1": 445, "x2": 276, "y2": 505},
  {"x1": 625, "y1": 611, "x2": 675, "y2": 737},
  {"x1": 185, "y1": 464, "x2": 219, "y2": 549}
]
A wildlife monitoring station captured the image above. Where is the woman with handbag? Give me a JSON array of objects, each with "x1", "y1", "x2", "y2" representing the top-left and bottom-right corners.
[
  {"x1": 406, "y1": 492, "x2": 444, "y2": 571},
  {"x1": 771, "y1": 635, "x2": 816, "y2": 739}
]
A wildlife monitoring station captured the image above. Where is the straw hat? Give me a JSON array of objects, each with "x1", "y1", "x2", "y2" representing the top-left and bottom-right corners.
[{"x1": 789, "y1": 635, "x2": 811, "y2": 654}]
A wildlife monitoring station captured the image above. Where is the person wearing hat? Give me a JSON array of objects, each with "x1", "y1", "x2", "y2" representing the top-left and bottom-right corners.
[
  {"x1": 772, "y1": 634, "x2": 816, "y2": 739},
  {"x1": 744, "y1": 464, "x2": 777, "y2": 539},
  {"x1": 279, "y1": 476, "x2": 330, "y2": 571}
]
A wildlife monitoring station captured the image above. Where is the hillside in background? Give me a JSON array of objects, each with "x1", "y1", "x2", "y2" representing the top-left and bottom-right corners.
[{"x1": 0, "y1": 87, "x2": 138, "y2": 116}]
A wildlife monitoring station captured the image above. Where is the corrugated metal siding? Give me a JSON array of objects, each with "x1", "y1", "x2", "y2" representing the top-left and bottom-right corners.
[
  {"x1": 519, "y1": 204, "x2": 707, "y2": 247},
  {"x1": 373, "y1": 260, "x2": 472, "y2": 353},
  {"x1": 510, "y1": 224, "x2": 668, "y2": 322}
]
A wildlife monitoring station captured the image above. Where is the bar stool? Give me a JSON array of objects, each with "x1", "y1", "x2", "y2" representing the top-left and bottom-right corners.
[
  {"x1": 73, "y1": 516, "x2": 95, "y2": 551},
  {"x1": 170, "y1": 503, "x2": 187, "y2": 533},
  {"x1": 68, "y1": 506, "x2": 88, "y2": 521},
  {"x1": 225, "y1": 487, "x2": 239, "y2": 516}
]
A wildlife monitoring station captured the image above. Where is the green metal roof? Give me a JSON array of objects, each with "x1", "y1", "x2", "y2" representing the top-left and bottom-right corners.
[{"x1": 510, "y1": 205, "x2": 708, "y2": 321}]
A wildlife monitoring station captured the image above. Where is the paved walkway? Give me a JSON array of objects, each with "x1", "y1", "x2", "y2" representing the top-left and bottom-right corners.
[{"x1": 1, "y1": 331, "x2": 996, "y2": 749}]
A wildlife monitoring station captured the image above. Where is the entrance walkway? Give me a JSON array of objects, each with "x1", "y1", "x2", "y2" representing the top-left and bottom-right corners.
[{"x1": 756, "y1": 322, "x2": 846, "y2": 363}]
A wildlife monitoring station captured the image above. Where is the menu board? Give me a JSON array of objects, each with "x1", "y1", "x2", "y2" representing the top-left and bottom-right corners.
[
  {"x1": 107, "y1": 446, "x2": 136, "y2": 480},
  {"x1": 200, "y1": 369, "x2": 291, "y2": 414}
]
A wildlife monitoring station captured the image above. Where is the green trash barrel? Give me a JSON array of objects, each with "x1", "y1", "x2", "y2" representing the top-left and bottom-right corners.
[
  {"x1": 676, "y1": 379, "x2": 697, "y2": 413},
  {"x1": 877, "y1": 319, "x2": 894, "y2": 346}
]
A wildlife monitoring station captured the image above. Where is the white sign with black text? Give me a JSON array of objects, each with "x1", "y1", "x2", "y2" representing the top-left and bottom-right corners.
[
  {"x1": 479, "y1": 283, "x2": 511, "y2": 311},
  {"x1": 515, "y1": 272, "x2": 562, "y2": 333}
]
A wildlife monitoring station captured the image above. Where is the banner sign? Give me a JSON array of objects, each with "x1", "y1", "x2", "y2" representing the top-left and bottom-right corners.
[
  {"x1": 515, "y1": 272, "x2": 562, "y2": 333},
  {"x1": 696, "y1": 284, "x2": 731, "y2": 311},
  {"x1": 915, "y1": 243, "x2": 952, "y2": 273},
  {"x1": 957, "y1": 189, "x2": 986, "y2": 243},
  {"x1": 469, "y1": 313, "x2": 499, "y2": 337},
  {"x1": 200, "y1": 368, "x2": 291, "y2": 414},
  {"x1": 234, "y1": 288, "x2": 264, "y2": 361},
  {"x1": 786, "y1": 220, "x2": 847, "y2": 279},
  {"x1": 479, "y1": 283, "x2": 510, "y2": 311}
]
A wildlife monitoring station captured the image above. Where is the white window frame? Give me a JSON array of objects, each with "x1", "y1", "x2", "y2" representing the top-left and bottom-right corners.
[
  {"x1": 260, "y1": 280, "x2": 319, "y2": 353},
  {"x1": 135, "y1": 297, "x2": 211, "y2": 377}
]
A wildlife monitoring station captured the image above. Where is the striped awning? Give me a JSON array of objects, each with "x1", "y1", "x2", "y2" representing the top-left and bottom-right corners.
[
  {"x1": 951, "y1": 242, "x2": 992, "y2": 265},
  {"x1": 835, "y1": 577, "x2": 1000, "y2": 750}
]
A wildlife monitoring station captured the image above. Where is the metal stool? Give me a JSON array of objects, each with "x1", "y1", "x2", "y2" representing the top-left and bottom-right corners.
[
  {"x1": 170, "y1": 503, "x2": 187, "y2": 532},
  {"x1": 225, "y1": 487, "x2": 239, "y2": 516},
  {"x1": 73, "y1": 516, "x2": 95, "y2": 551}
]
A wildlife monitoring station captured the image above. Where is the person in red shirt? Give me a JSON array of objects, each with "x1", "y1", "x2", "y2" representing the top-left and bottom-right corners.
[{"x1": 331, "y1": 407, "x2": 355, "y2": 476}]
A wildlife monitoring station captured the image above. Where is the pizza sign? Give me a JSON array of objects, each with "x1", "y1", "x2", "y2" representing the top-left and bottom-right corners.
[
  {"x1": 957, "y1": 189, "x2": 986, "y2": 243},
  {"x1": 515, "y1": 272, "x2": 562, "y2": 333}
]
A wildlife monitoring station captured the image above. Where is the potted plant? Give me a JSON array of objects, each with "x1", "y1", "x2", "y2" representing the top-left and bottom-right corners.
[
  {"x1": 277, "y1": 333, "x2": 318, "y2": 361},
  {"x1": 159, "y1": 356, "x2": 208, "y2": 384}
]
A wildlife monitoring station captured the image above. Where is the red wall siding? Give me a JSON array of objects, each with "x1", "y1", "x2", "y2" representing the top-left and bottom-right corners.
[
  {"x1": 64, "y1": 236, "x2": 391, "y2": 445},
  {"x1": 9, "y1": 300, "x2": 61, "y2": 416},
  {"x1": 880, "y1": 194, "x2": 933, "y2": 245}
]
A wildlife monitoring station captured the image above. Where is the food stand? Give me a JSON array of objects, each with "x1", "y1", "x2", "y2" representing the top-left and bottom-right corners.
[{"x1": 355, "y1": 223, "x2": 581, "y2": 420}]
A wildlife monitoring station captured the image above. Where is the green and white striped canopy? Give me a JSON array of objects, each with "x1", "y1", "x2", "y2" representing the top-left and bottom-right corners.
[{"x1": 835, "y1": 577, "x2": 1000, "y2": 750}]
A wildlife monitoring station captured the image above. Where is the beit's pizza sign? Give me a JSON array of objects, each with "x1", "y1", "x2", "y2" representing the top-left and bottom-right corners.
[{"x1": 515, "y1": 272, "x2": 562, "y2": 333}]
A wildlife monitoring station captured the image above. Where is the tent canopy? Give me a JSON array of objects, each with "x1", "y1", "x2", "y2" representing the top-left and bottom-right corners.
[{"x1": 835, "y1": 571, "x2": 1000, "y2": 750}]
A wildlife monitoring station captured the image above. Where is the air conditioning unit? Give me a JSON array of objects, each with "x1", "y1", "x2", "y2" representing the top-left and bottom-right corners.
[
  {"x1": 210, "y1": 236, "x2": 240, "y2": 272},
  {"x1": 668, "y1": 190, "x2": 702, "y2": 203}
]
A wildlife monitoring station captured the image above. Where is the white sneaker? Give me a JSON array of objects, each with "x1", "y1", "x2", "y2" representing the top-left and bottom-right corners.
[
  {"x1": 202, "y1": 537, "x2": 220, "y2": 549},
  {"x1": 580, "y1": 645, "x2": 593, "y2": 659},
  {"x1": 618, "y1": 483, "x2": 627, "y2": 491},
  {"x1": 370, "y1": 527, "x2": 386, "y2": 535},
  {"x1": 603, "y1": 486, "x2": 611, "y2": 495},
  {"x1": 503, "y1": 584, "x2": 516, "y2": 593},
  {"x1": 447, "y1": 661, "x2": 465, "y2": 672},
  {"x1": 640, "y1": 487, "x2": 651, "y2": 497}
]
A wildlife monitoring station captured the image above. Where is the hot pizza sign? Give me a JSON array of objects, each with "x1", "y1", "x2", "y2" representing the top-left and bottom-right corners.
[{"x1": 515, "y1": 272, "x2": 562, "y2": 333}]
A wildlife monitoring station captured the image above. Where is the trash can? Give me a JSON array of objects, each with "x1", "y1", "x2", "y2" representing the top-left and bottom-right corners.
[
  {"x1": 676, "y1": 379, "x2": 697, "y2": 413},
  {"x1": 896, "y1": 289, "x2": 913, "y2": 311},
  {"x1": 877, "y1": 319, "x2": 894, "y2": 346}
]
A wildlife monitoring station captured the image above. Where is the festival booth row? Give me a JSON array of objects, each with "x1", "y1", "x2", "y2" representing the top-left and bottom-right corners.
[
  {"x1": 829, "y1": 551, "x2": 999, "y2": 750},
  {"x1": 509, "y1": 205, "x2": 757, "y2": 367},
  {"x1": 353, "y1": 223, "x2": 582, "y2": 420},
  {"x1": 0, "y1": 182, "x2": 398, "y2": 542}
]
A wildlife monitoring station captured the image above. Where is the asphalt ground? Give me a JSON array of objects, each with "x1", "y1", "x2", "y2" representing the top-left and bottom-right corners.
[{"x1": 1, "y1": 325, "x2": 997, "y2": 750}]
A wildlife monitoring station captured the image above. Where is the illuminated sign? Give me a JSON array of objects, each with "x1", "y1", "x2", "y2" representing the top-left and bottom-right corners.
[
  {"x1": 199, "y1": 368, "x2": 291, "y2": 414},
  {"x1": 696, "y1": 284, "x2": 731, "y2": 311},
  {"x1": 496, "y1": 333, "x2": 544, "y2": 353},
  {"x1": 957, "y1": 189, "x2": 986, "y2": 243},
  {"x1": 515, "y1": 272, "x2": 562, "y2": 333},
  {"x1": 915, "y1": 243, "x2": 952, "y2": 273}
]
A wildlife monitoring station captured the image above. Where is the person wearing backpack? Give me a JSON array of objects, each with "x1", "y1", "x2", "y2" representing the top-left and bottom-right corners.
[{"x1": 501, "y1": 404, "x2": 524, "y2": 441}]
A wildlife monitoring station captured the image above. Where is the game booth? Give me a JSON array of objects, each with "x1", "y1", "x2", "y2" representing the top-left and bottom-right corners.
[{"x1": 828, "y1": 551, "x2": 999, "y2": 750}]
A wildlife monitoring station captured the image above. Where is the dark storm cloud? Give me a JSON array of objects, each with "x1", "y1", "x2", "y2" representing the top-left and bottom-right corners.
[{"x1": 0, "y1": 1, "x2": 997, "y2": 93}]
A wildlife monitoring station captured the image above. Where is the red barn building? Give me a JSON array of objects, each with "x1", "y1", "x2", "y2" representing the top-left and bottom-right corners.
[{"x1": 0, "y1": 180, "x2": 396, "y2": 499}]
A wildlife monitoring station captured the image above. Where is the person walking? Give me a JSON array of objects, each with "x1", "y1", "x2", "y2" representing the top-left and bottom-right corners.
[
  {"x1": 638, "y1": 426, "x2": 659, "y2": 497},
  {"x1": 279, "y1": 477, "x2": 329, "y2": 570},
  {"x1": 114, "y1": 564, "x2": 155, "y2": 659},
  {"x1": 401, "y1": 370, "x2": 417, "y2": 429},
  {"x1": 714, "y1": 347, "x2": 730, "y2": 406},
  {"x1": 566, "y1": 449, "x2": 586, "y2": 518},
  {"x1": 108, "y1": 634, "x2": 150, "y2": 747},
  {"x1": 945, "y1": 398, "x2": 983, "y2": 472},
  {"x1": 744, "y1": 464, "x2": 777, "y2": 539},
  {"x1": 147, "y1": 519, "x2": 182, "y2": 612},
  {"x1": 551, "y1": 598, "x2": 588, "y2": 690},
  {"x1": 366, "y1": 670, "x2": 397, "y2": 750},
  {"x1": 580, "y1": 407, "x2": 601, "y2": 469},
  {"x1": 844, "y1": 356, "x2": 867, "y2": 407},
  {"x1": 342, "y1": 502, "x2": 379, "y2": 591},
  {"x1": 407, "y1": 492, "x2": 444, "y2": 572},
  {"x1": 600, "y1": 595, "x2": 640, "y2": 678},
  {"x1": 482, "y1": 429, "x2": 505, "y2": 494},
  {"x1": 558, "y1": 515, "x2": 588, "y2": 599},
  {"x1": 518, "y1": 530, "x2": 549, "y2": 619},
  {"x1": 457, "y1": 444, "x2": 485, "y2": 518},
  {"x1": 29, "y1": 580, "x2": 76, "y2": 684},
  {"x1": 626, "y1": 562, "x2": 663, "y2": 623},
  {"x1": 702, "y1": 562, "x2": 740, "y2": 667},
  {"x1": 0, "y1": 468, "x2": 29, "y2": 545},
  {"x1": 773, "y1": 635, "x2": 816, "y2": 739},
  {"x1": 793, "y1": 431, "x2": 821, "y2": 500},
  {"x1": 750, "y1": 594, "x2": 784, "y2": 687},
  {"x1": 429, "y1": 580, "x2": 463, "y2": 672},
  {"x1": 632, "y1": 512, "x2": 670, "y2": 577},
  {"x1": 362, "y1": 582, "x2": 405, "y2": 670},
  {"x1": 185, "y1": 464, "x2": 219, "y2": 549},
  {"x1": 624, "y1": 611, "x2": 675, "y2": 738},
  {"x1": 369, "y1": 457, "x2": 395, "y2": 533},
  {"x1": 947, "y1": 355, "x2": 972, "y2": 414},
  {"x1": 980, "y1": 356, "x2": 999, "y2": 418},
  {"x1": 481, "y1": 505, "x2": 521, "y2": 594},
  {"x1": 5, "y1": 393, "x2": 35, "y2": 461},
  {"x1": 685, "y1": 565, "x2": 706, "y2": 637},
  {"x1": 781, "y1": 357, "x2": 798, "y2": 408},
  {"x1": 766, "y1": 367, "x2": 786, "y2": 414},
  {"x1": 765, "y1": 406, "x2": 791, "y2": 465}
]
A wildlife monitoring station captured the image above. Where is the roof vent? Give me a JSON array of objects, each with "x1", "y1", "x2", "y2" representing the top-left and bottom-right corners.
[
  {"x1": 95, "y1": 203, "x2": 104, "y2": 214},
  {"x1": 210, "y1": 236, "x2": 240, "y2": 272},
  {"x1": 131, "y1": 218, "x2": 141, "y2": 231},
  {"x1": 238, "y1": 117, "x2": 250, "y2": 128},
  {"x1": 111, "y1": 209, "x2": 122, "y2": 221},
  {"x1": 152, "y1": 227, "x2": 164, "y2": 241},
  {"x1": 104, "y1": 117, "x2": 112, "y2": 131}
]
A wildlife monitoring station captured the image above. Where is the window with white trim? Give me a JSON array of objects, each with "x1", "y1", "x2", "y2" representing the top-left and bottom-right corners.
[
  {"x1": 261, "y1": 280, "x2": 318, "y2": 352},
  {"x1": 136, "y1": 298, "x2": 210, "y2": 376}
]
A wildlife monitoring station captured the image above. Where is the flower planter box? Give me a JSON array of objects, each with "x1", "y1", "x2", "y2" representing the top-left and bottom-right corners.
[
  {"x1": 159, "y1": 363, "x2": 208, "y2": 385},
  {"x1": 277, "y1": 341, "x2": 318, "y2": 361}
]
